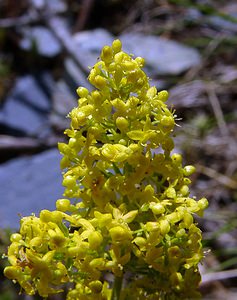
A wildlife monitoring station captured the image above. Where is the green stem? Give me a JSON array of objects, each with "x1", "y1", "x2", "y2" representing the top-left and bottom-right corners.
[{"x1": 111, "y1": 275, "x2": 123, "y2": 300}]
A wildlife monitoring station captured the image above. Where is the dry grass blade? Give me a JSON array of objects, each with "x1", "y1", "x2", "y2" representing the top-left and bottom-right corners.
[
  {"x1": 201, "y1": 268, "x2": 237, "y2": 284},
  {"x1": 206, "y1": 83, "x2": 229, "y2": 136},
  {"x1": 196, "y1": 164, "x2": 237, "y2": 190}
]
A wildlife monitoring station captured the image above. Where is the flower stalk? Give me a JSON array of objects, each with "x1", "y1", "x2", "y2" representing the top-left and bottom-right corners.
[{"x1": 111, "y1": 275, "x2": 123, "y2": 300}]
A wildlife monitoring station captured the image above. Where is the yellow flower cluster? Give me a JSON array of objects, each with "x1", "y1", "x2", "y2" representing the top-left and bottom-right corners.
[{"x1": 4, "y1": 39, "x2": 208, "y2": 299}]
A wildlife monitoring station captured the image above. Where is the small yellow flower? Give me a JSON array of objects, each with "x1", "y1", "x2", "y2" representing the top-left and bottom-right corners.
[
  {"x1": 109, "y1": 226, "x2": 132, "y2": 243},
  {"x1": 101, "y1": 144, "x2": 132, "y2": 162}
]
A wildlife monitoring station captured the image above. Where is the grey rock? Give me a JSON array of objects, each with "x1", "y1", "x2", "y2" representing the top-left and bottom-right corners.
[
  {"x1": 52, "y1": 80, "x2": 76, "y2": 116},
  {"x1": 20, "y1": 26, "x2": 62, "y2": 57},
  {"x1": 50, "y1": 80, "x2": 76, "y2": 130},
  {"x1": 73, "y1": 28, "x2": 114, "y2": 70},
  {"x1": 168, "y1": 80, "x2": 207, "y2": 108},
  {"x1": 208, "y1": 15, "x2": 237, "y2": 32},
  {"x1": 11, "y1": 75, "x2": 52, "y2": 112},
  {"x1": 73, "y1": 28, "x2": 201, "y2": 76},
  {"x1": 30, "y1": 0, "x2": 67, "y2": 12},
  {"x1": 0, "y1": 96, "x2": 48, "y2": 135},
  {"x1": 47, "y1": 0, "x2": 67, "y2": 12},
  {"x1": 120, "y1": 32, "x2": 201, "y2": 76},
  {"x1": 0, "y1": 75, "x2": 52, "y2": 136},
  {"x1": 64, "y1": 57, "x2": 92, "y2": 90},
  {"x1": 0, "y1": 148, "x2": 64, "y2": 229},
  {"x1": 184, "y1": 8, "x2": 203, "y2": 22},
  {"x1": 30, "y1": 0, "x2": 46, "y2": 9}
]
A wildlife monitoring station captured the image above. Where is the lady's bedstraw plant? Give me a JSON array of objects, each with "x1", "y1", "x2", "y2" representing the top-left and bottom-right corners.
[{"x1": 4, "y1": 40, "x2": 208, "y2": 299}]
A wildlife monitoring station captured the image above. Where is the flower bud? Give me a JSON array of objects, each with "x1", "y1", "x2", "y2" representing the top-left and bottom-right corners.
[
  {"x1": 114, "y1": 52, "x2": 125, "y2": 63},
  {"x1": 183, "y1": 165, "x2": 196, "y2": 176},
  {"x1": 146, "y1": 86, "x2": 157, "y2": 99},
  {"x1": 56, "y1": 199, "x2": 71, "y2": 212},
  {"x1": 29, "y1": 237, "x2": 42, "y2": 249},
  {"x1": 176, "y1": 228, "x2": 186, "y2": 237},
  {"x1": 145, "y1": 222, "x2": 159, "y2": 232},
  {"x1": 60, "y1": 156, "x2": 70, "y2": 169},
  {"x1": 4, "y1": 266, "x2": 21, "y2": 279},
  {"x1": 88, "y1": 231, "x2": 103, "y2": 250},
  {"x1": 101, "y1": 45, "x2": 113, "y2": 64},
  {"x1": 62, "y1": 175, "x2": 76, "y2": 189},
  {"x1": 109, "y1": 226, "x2": 132, "y2": 242},
  {"x1": 162, "y1": 137, "x2": 174, "y2": 152},
  {"x1": 94, "y1": 75, "x2": 107, "y2": 89},
  {"x1": 112, "y1": 39, "x2": 122, "y2": 53},
  {"x1": 198, "y1": 198, "x2": 208, "y2": 210},
  {"x1": 116, "y1": 117, "x2": 129, "y2": 131},
  {"x1": 101, "y1": 144, "x2": 132, "y2": 162},
  {"x1": 172, "y1": 153, "x2": 182, "y2": 165},
  {"x1": 76, "y1": 87, "x2": 89, "y2": 98},
  {"x1": 183, "y1": 212, "x2": 193, "y2": 228},
  {"x1": 122, "y1": 61, "x2": 136, "y2": 71},
  {"x1": 94, "y1": 211, "x2": 112, "y2": 227},
  {"x1": 166, "y1": 187, "x2": 176, "y2": 199},
  {"x1": 10, "y1": 233, "x2": 22, "y2": 242},
  {"x1": 179, "y1": 185, "x2": 189, "y2": 196},
  {"x1": 157, "y1": 90, "x2": 169, "y2": 102},
  {"x1": 89, "y1": 258, "x2": 105, "y2": 269},
  {"x1": 159, "y1": 219, "x2": 170, "y2": 235},
  {"x1": 150, "y1": 202, "x2": 165, "y2": 215},
  {"x1": 89, "y1": 280, "x2": 103, "y2": 293},
  {"x1": 170, "y1": 272, "x2": 183, "y2": 286},
  {"x1": 40, "y1": 210, "x2": 52, "y2": 223},
  {"x1": 161, "y1": 116, "x2": 175, "y2": 129},
  {"x1": 133, "y1": 237, "x2": 147, "y2": 249},
  {"x1": 135, "y1": 56, "x2": 145, "y2": 67},
  {"x1": 123, "y1": 210, "x2": 138, "y2": 223},
  {"x1": 167, "y1": 212, "x2": 181, "y2": 224}
]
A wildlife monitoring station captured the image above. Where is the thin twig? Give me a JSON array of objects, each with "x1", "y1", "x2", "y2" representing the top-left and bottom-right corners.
[
  {"x1": 0, "y1": 4, "x2": 66, "y2": 28},
  {"x1": 196, "y1": 164, "x2": 237, "y2": 190},
  {"x1": 0, "y1": 135, "x2": 58, "y2": 151},
  {"x1": 46, "y1": 16, "x2": 91, "y2": 89},
  {"x1": 201, "y1": 268, "x2": 237, "y2": 285},
  {"x1": 73, "y1": 0, "x2": 94, "y2": 32},
  {"x1": 206, "y1": 83, "x2": 229, "y2": 136},
  {"x1": 184, "y1": 33, "x2": 225, "y2": 81},
  {"x1": 27, "y1": 1, "x2": 91, "y2": 89},
  {"x1": 0, "y1": 10, "x2": 38, "y2": 28}
]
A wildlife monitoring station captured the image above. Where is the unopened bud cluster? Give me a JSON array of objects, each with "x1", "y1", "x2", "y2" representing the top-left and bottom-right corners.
[{"x1": 4, "y1": 40, "x2": 208, "y2": 299}]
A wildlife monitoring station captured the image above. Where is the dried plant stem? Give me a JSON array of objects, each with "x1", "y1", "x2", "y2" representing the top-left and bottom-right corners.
[
  {"x1": 206, "y1": 83, "x2": 229, "y2": 136},
  {"x1": 201, "y1": 269, "x2": 237, "y2": 285},
  {"x1": 196, "y1": 164, "x2": 237, "y2": 189}
]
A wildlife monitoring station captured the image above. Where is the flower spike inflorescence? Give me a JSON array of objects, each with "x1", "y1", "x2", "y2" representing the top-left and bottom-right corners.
[{"x1": 4, "y1": 39, "x2": 208, "y2": 299}]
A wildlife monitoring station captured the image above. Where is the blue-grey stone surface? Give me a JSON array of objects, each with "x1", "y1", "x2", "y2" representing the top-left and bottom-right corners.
[
  {"x1": 120, "y1": 32, "x2": 201, "y2": 76},
  {"x1": 0, "y1": 75, "x2": 52, "y2": 136},
  {"x1": 30, "y1": 0, "x2": 66, "y2": 12},
  {"x1": 20, "y1": 26, "x2": 62, "y2": 57},
  {"x1": 73, "y1": 28, "x2": 201, "y2": 76},
  {"x1": 208, "y1": 15, "x2": 237, "y2": 32},
  {"x1": 0, "y1": 148, "x2": 64, "y2": 229},
  {"x1": 73, "y1": 28, "x2": 115, "y2": 70}
]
